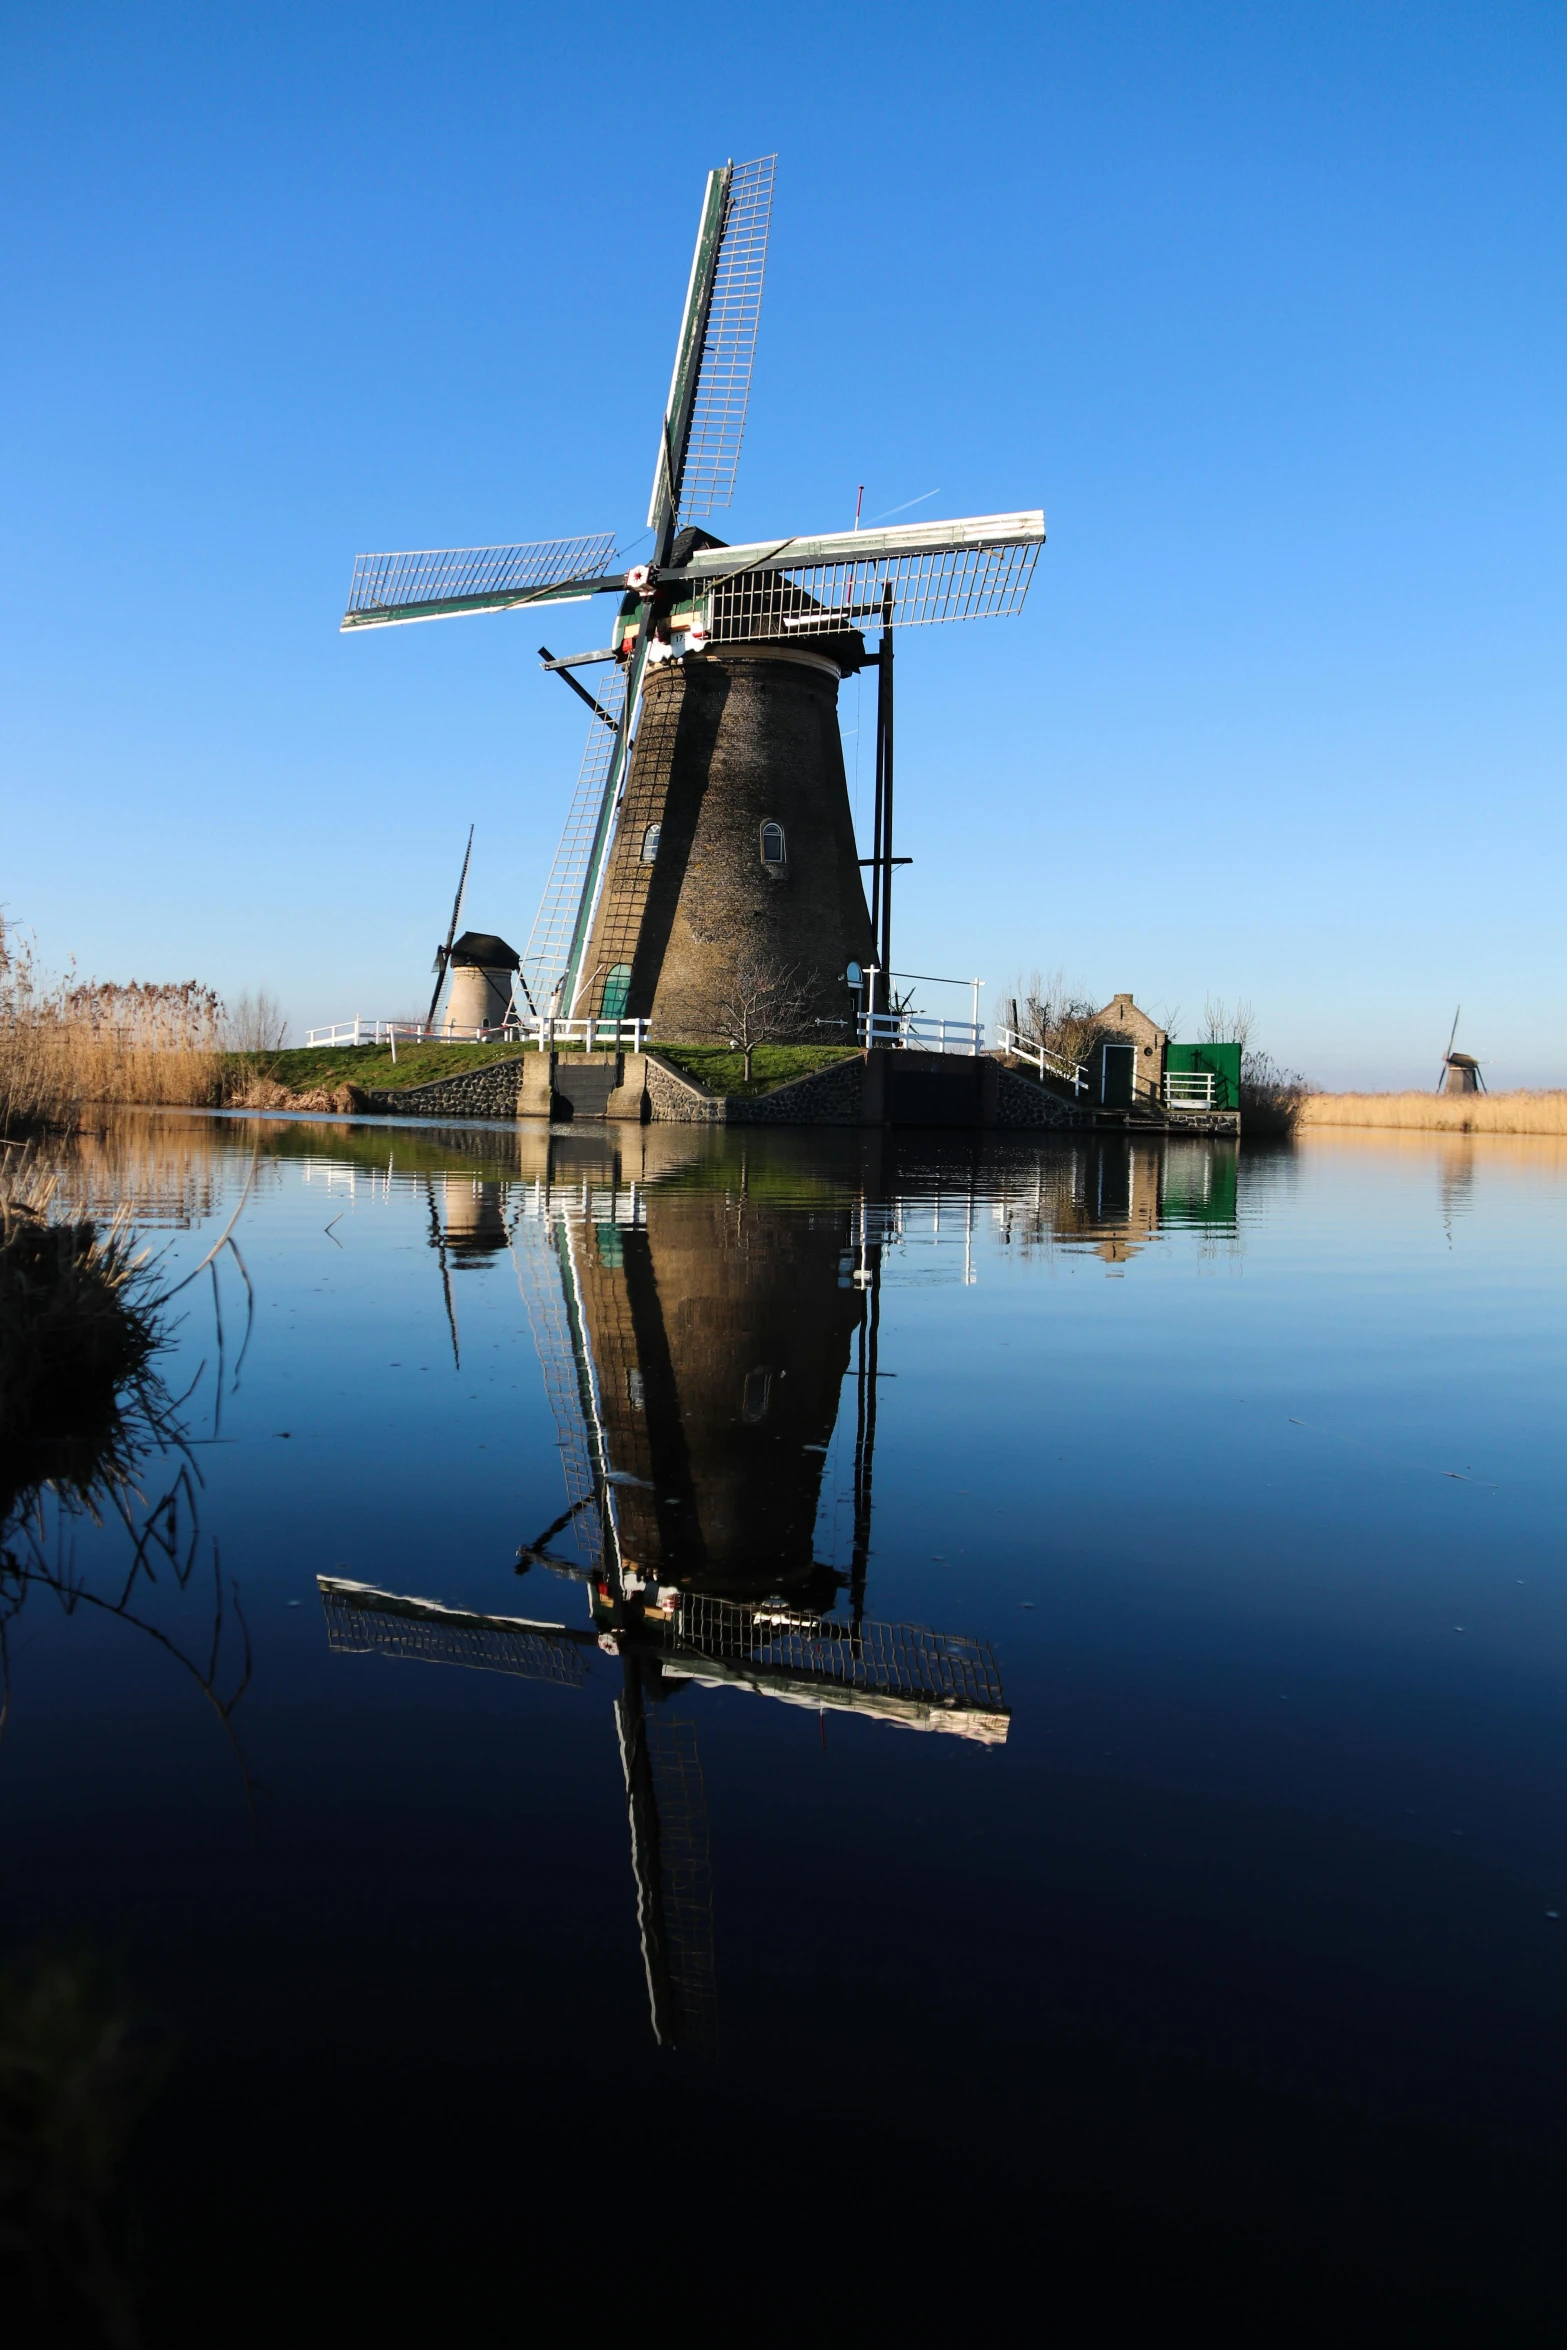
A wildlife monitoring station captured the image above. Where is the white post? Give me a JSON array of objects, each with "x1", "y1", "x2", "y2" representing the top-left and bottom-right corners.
[{"x1": 971, "y1": 977, "x2": 982, "y2": 1057}]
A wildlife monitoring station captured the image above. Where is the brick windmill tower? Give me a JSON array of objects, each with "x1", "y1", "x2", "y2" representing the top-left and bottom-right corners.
[{"x1": 342, "y1": 156, "x2": 1045, "y2": 1038}]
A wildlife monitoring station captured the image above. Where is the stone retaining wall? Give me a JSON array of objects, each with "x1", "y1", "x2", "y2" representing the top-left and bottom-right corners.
[
  {"x1": 353, "y1": 1056, "x2": 531, "y2": 1119},
  {"x1": 341, "y1": 1048, "x2": 1160, "y2": 1132},
  {"x1": 992, "y1": 1066, "x2": 1084, "y2": 1129},
  {"x1": 643, "y1": 1052, "x2": 869, "y2": 1125}
]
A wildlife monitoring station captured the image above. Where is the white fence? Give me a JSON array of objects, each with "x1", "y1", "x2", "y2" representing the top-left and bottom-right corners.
[
  {"x1": 995, "y1": 1026, "x2": 1089, "y2": 1094},
  {"x1": 304, "y1": 1016, "x2": 649, "y2": 1053},
  {"x1": 857, "y1": 1010, "x2": 985, "y2": 1056},
  {"x1": 1163, "y1": 1070, "x2": 1217, "y2": 1108}
]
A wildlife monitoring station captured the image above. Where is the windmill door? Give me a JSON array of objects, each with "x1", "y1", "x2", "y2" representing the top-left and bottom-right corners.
[{"x1": 1101, "y1": 1044, "x2": 1135, "y2": 1108}]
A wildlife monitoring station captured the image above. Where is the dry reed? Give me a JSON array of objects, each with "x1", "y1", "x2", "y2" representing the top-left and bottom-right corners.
[
  {"x1": 0, "y1": 919, "x2": 227, "y2": 1135},
  {"x1": 0, "y1": 1163, "x2": 160, "y2": 1523},
  {"x1": 1299, "y1": 1090, "x2": 1567, "y2": 1136}
]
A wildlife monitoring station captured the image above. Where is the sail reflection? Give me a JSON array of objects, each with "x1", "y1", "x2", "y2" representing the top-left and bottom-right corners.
[{"x1": 319, "y1": 1130, "x2": 1012, "y2": 2053}]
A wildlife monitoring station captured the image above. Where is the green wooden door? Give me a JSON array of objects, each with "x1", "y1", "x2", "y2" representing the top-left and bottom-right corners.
[{"x1": 1101, "y1": 1044, "x2": 1135, "y2": 1108}]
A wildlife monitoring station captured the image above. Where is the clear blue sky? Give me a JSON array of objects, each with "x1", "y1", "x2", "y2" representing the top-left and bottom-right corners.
[{"x1": 3, "y1": 2, "x2": 1562, "y2": 1085}]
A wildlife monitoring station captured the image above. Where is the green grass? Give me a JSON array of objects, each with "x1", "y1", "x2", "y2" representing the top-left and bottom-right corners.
[
  {"x1": 652, "y1": 1044, "x2": 860, "y2": 1098},
  {"x1": 233, "y1": 1040, "x2": 861, "y2": 1101},
  {"x1": 242, "y1": 1042, "x2": 527, "y2": 1093}
]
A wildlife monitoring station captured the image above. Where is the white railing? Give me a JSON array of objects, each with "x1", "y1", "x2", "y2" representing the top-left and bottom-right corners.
[
  {"x1": 995, "y1": 1026, "x2": 1089, "y2": 1095},
  {"x1": 304, "y1": 1016, "x2": 649, "y2": 1052},
  {"x1": 1164, "y1": 1070, "x2": 1217, "y2": 1108},
  {"x1": 858, "y1": 1011, "x2": 986, "y2": 1056}
]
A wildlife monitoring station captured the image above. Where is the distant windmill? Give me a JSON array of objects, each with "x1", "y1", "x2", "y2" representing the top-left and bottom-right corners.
[
  {"x1": 1437, "y1": 1006, "x2": 1486, "y2": 1095},
  {"x1": 342, "y1": 154, "x2": 1044, "y2": 1035}
]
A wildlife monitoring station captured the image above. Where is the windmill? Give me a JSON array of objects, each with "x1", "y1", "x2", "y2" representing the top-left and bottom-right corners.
[
  {"x1": 1437, "y1": 1007, "x2": 1486, "y2": 1095},
  {"x1": 342, "y1": 154, "x2": 1044, "y2": 1037},
  {"x1": 320, "y1": 1142, "x2": 1008, "y2": 2051}
]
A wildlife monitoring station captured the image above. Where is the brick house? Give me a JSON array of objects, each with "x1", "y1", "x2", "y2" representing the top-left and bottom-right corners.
[{"x1": 1086, "y1": 993, "x2": 1168, "y2": 1110}]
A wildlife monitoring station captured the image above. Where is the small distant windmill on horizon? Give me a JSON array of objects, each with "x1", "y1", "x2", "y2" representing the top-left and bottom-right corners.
[
  {"x1": 1438, "y1": 1006, "x2": 1486, "y2": 1095},
  {"x1": 340, "y1": 153, "x2": 1045, "y2": 1040}
]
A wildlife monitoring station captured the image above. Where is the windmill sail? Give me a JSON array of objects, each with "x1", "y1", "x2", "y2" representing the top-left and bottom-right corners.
[
  {"x1": 318, "y1": 1574, "x2": 1009, "y2": 1740},
  {"x1": 318, "y1": 1577, "x2": 592, "y2": 1687},
  {"x1": 510, "y1": 1208, "x2": 610, "y2": 1575},
  {"x1": 341, "y1": 530, "x2": 619, "y2": 631},
  {"x1": 647, "y1": 155, "x2": 776, "y2": 537},
  {"x1": 519, "y1": 660, "x2": 629, "y2": 1019},
  {"x1": 675, "y1": 511, "x2": 1046, "y2": 639},
  {"x1": 675, "y1": 152, "x2": 775, "y2": 524}
]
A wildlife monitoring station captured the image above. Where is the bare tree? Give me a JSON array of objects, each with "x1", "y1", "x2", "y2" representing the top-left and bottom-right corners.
[
  {"x1": 1202, "y1": 995, "x2": 1255, "y2": 1056},
  {"x1": 714, "y1": 947, "x2": 812, "y2": 1082},
  {"x1": 1007, "y1": 969, "x2": 1109, "y2": 1073},
  {"x1": 224, "y1": 989, "x2": 287, "y2": 1055}
]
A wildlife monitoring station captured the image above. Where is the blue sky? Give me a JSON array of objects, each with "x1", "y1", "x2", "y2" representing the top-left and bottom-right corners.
[{"x1": 2, "y1": 2, "x2": 1562, "y2": 1086}]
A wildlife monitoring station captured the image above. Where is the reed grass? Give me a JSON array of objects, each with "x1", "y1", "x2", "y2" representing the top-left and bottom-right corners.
[
  {"x1": 0, "y1": 1163, "x2": 161, "y2": 1525},
  {"x1": 0, "y1": 919, "x2": 229, "y2": 1136},
  {"x1": 1298, "y1": 1090, "x2": 1567, "y2": 1136}
]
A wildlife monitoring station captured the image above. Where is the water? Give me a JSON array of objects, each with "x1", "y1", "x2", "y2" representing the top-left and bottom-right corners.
[{"x1": 6, "y1": 1113, "x2": 1567, "y2": 2337}]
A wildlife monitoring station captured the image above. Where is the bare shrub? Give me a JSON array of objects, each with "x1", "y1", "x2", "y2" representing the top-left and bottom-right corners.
[
  {"x1": 225, "y1": 1076, "x2": 358, "y2": 1114},
  {"x1": 1003, "y1": 970, "x2": 1109, "y2": 1075},
  {"x1": 1202, "y1": 995, "x2": 1255, "y2": 1055},
  {"x1": 1201, "y1": 997, "x2": 1311, "y2": 1135},
  {"x1": 713, "y1": 948, "x2": 812, "y2": 1081},
  {"x1": 224, "y1": 989, "x2": 287, "y2": 1055}
]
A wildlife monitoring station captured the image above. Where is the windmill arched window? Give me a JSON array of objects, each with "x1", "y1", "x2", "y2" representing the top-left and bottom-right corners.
[
  {"x1": 640, "y1": 823, "x2": 661, "y2": 863},
  {"x1": 601, "y1": 964, "x2": 632, "y2": 1021},
  {"x1": 760, "y1": 820, "x2": 786, "y2": 871},
  {"x1": 742, "y1": 1366, "x2": 773, "y2": 1423}
]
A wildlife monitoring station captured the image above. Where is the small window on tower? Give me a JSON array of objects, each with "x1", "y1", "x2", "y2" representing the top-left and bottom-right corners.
[
  {"x1": 760, "y1": 821, "x2": 786, "y2": 869},
  {"x1": 640, "y1": 824, "x2": 661, "y2": 863},
  {"x1": 742, "y1": 1366, "x2": 773, "y2": 1423}
]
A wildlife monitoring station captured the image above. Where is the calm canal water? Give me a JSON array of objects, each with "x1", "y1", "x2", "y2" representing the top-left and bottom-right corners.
[{"x1": 8, "y1": 1111, "x2": 1567, "y2": 2336}]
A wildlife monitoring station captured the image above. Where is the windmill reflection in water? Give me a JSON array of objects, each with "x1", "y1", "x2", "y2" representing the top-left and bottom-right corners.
[{"x1": 319, "y1": 1142, "x2": 1009, "y2": 2051}]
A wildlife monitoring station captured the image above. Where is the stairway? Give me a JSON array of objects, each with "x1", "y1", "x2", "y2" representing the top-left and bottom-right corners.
[{"x1": 551, "y1": 1058, "x2": 619, "y2": 1120}]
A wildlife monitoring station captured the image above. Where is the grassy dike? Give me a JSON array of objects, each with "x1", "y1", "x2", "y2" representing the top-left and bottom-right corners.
[{"x1": 234, "y1": 1041, "x2": 861, "y2": 1103}]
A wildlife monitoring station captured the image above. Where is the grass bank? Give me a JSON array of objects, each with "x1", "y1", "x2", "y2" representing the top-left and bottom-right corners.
[
  {"x1": 651, "y1": 1045, "x2": 860, "y2": 1098},
  {"x1": 1298, "y1": 1090, "x2": 1567, "y2": 1136},
  {"x1": 229, "y1": 1040, "x2": 523, "y2": 1103},
  {"x1": 234, "y1": 1041, "x2": 862, "y2": 1105}
]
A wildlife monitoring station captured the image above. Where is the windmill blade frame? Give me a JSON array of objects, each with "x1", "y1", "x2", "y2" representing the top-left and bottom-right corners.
[
  {"x1": 341, "y1": 530, "x2": 620, "y2": 631},
  {"x1": 425, "y1": 823, "x2": 474, "y2": 1029},
  {"x1": 672, "y1": 510, "x2": 1046, "y2": 640},
  {"x1": 647, "y1": 154, "x2": 776, "y2": 539},
  {"x1": 519, "y1": 660, "x2": 629, "y2": 1018},
  {"x1": 1438, "y1": 1004, "x2": 1462, "y2": 1092},
  {"x1": 318, "y1": 1576, "x2": 593, "y2": 1688},
  {"x1": 675, "y1": 152, "x2": 775, "y2": 525}
]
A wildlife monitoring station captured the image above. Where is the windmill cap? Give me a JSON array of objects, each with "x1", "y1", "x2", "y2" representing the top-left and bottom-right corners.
[
  {"x1": 1447, "y1": 1051, "x2": 1480, "y2": 1068},
  {"x1": 450, "y1": 931, "x2": 520, "y2": 969}
]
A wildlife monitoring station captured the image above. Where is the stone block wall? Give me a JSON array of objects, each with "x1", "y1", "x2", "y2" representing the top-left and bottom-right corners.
[
  {"x1": 353, "y1": 1057, "x2": 529, "y2": 1119},
  {"x1": 643, "y1": 1051, "x2": 869, "y2": 1125},
  {"x1": 344, "y1": 1046, "x2": 1084, "y2": 1132},
  {"x1": 992, "y1": 1066, "x2": 1084, "y2": 1129}
]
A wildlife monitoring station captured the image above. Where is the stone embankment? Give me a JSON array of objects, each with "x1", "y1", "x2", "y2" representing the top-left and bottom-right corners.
[{"x1": 239, "y1": 1047, "x2": 1240, "y2": 1131}]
